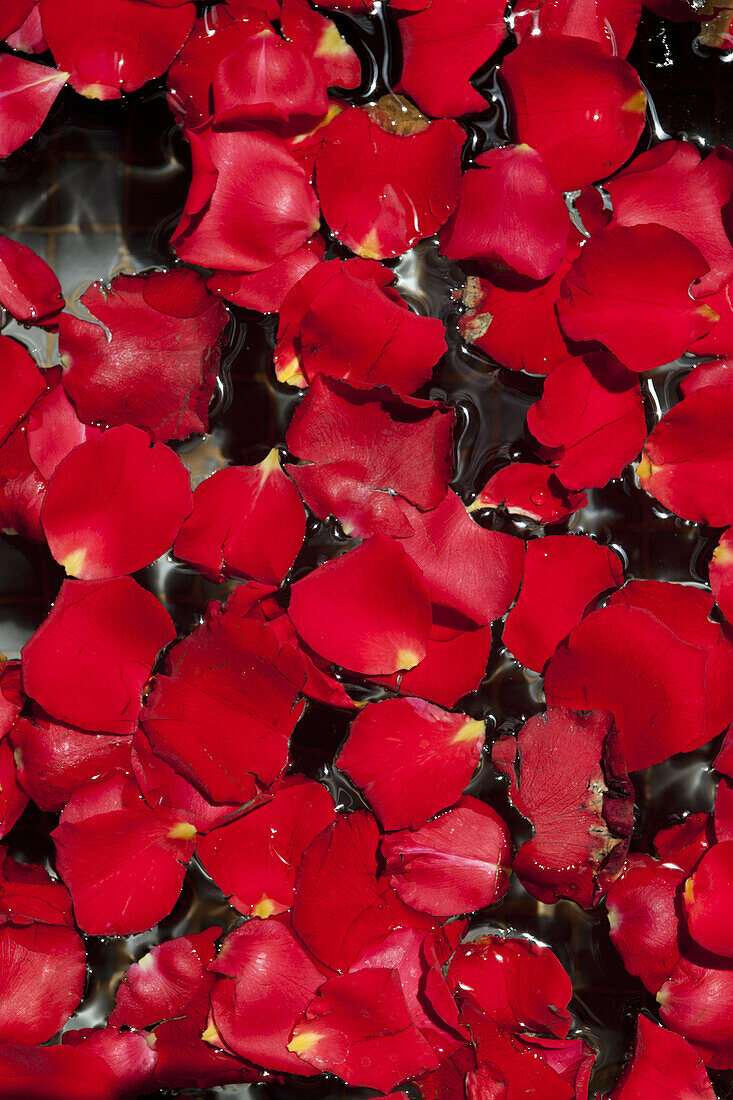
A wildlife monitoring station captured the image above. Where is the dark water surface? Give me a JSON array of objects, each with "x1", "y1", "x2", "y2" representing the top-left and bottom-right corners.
[{"x1": 0, "y1": 7, "x2": 731, "y2": 1098}]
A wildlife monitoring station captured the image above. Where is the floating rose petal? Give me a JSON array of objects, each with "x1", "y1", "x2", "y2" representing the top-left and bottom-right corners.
[
  {"x1": 0, "y1": 920, "x2": 86, "y2": 1044},
  {"x1": 382, "y1": 797, "x2": 511, "y2": 917},
  {"x1": 280, "y1": 0, "x2": 361, "y2": 89},
  {"x1": 0, "y1": 738, "x2": 27, "y2": 839},
  {"x1": 470, "y1": 463, "x2": 587, "y2": 524},
  {"x1": 291, "y1": 812, "x2": 433, "y2": 972},
  {"x1": 656, "y1": 814, "x2": 712, "y2": 874},
  {"x1": 0, "y1": 237, "x2": 63, "y2": 323},
  {"x1": 10, "y1": 707, "x2": 131, "y2": 812},
  {"x1": 63, "y1": 1030, "x2": 157, "y2": 1096},
  {"x1": 289, "y1": 968, "x2": 441, "y2": 1089},
  {"x1": 315, "y1": 100, "x2": 463, "y2": 259},
  {"x1": 464, "y1": 1023, "x2": 576, "y2": 1100},
  {"x1": 173, "y1": 450, "x2": 305, "y2": 585},
  {"x1": 142, "y1": 604, "x2": 306, "y2": 804},
  {"x1": 0, "y1": 1042, "x2": 119, "y2": 1100},
  {"x1": 274, "y1": 258, "x2": 446, "y2": 393},
  {"x1": 605, "y1": 854, "x2": 684, "y2": 993},
  {"x1": 0, "y1": 0, "x2": 34, "y2": 39},
  {"x1": 6, "y1": 3, "x2": 47, "y2": 53},
  {"x1": 681, "y1": 357, "x2": 733, "y2": 396},
  {"x1": 527, "y1": 353, "x2": 647, "y2": 490},
  {"x1": 0, "y1": 848, "x2": 75, "y2": 931},
  {"x1": 558, "y1": 225, "x2": 717, "y2": 372},
  {"x1": 59, "y1": 268, "x2": 228, "y2": 442},
  {"x1": 208, "y1": 918, "x2": 324, "y2": 1075},
  {"x1": 22, "y1": 577, "x2": 175, "y2": 736},
  {"x1": 606, "y1": 141, "x2": 733, "y2": 297},
  {"x1": 52, "y1": 775, "x2": 196, "y2": 935},
  {"x1": 609, "y1": 1015, "x2": 716, "y2": 1100},
  {"x1": 683, "y1": 841, "x2": 733, "y2": 957},
  {"x1": 512, "y1": 0, "x2": 641, "y2": 57},
  {"x1": 398, "y1": 491, "x2": 524, "y2": 627},
  {"x1": 545, "y1": 581, "x2": 733, "y2": 770},
  {"x1": 520, "y1": 1034, "x2": 595, "y2": 1098},
  {"x1": 288, "y1": 536, "x2": 433, "y2": 676},
  {"x1": 440, "y1": 145, "x2": 569, "y2": 280},
  {"x1": 25, "y1": 374, "x2": 101, "y2": 480},
  {"x1": 658, "y1": 955, "x2": 733, "y2": 1069},
  {"x1": 197, "y1": 776, "x2": 336, "y2": 917},
  {"x1": 38, "y1": 0, "x2": 195, "y2": 98},
  {"x1": 503, "y1": 534, "x2": 624, "y2": 671},
  {"x1": 0, "y1": 338, "x2": 45, "y2": 449},
  {"x1": 493, "y1": 708, "x2": 633, "y2": 905},
  {"x1": 637, "y1": 385, "x2": 733, "y2": 525},
  {"x1": 0, "y1": 55, "x2": 67, "y2": 158},
  {"x1": 172, "y1": 126, "x2": 320, "y2": 273},
  {"x1": 0, "y1": 426, "x2": 45, "y2": 541},
  {"x1": 211, "y1": 31, "x2": 327, "y2": 132},
  {"x1": 448, "y1": 934, "x2": 573, "y2": 1038},
  {"x1": 395, "y1": 0, "x2": 505, "y2": 117},
  {"x1": 42, "y1": 425, "x2": 193, "y2": 580},
  {"x1": 207, "y1": 235, "x2": 324, "y2": 313},
  {"x1": 0, "y1": 662, "x2": 22, "y2": 737},
  {"x1": 336, "y1": 697, "x2": 485, "y2": 830},
  {"x1": 499, "y1": 35, "x2": 646, "y2": 190},
  {"x1": 286, "y1": 375, "x2": 454, "y2": 536}
]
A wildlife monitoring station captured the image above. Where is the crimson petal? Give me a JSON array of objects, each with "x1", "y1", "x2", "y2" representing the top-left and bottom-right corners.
[
  {"x1": 280, "y1": 0, "x2": 361, "y2": 89},
  {"x1": 658, "y1": 955, "x2": 733, "y2": 1069},
  {"x1": 710, "y1": 528, "x2": 733, "y2": 623},
  {"x1": 683, "y1": 841, "x2": 733, "y2": 957},
  {"x1": 0, "y1": 338, "x2": 45, "y2": 449},
  {"x1": 0, "y1": 921, "x2": 86, "y2": 1044},
  {"x1": 0, "y1": 237, "x2": 63, "y2": 323},
  {"x1": 605, "y1": 854, "x2": 684, "y2": 994},
  {"x1": 0, "y1": 55, "x2": 67, "y2": 157},
  {"x1": 512, "y1": 0, "x2": 641, "y2": 57},
  {"x1": 609, "y1": 1015, "x2": 716, "y2": 1100}
]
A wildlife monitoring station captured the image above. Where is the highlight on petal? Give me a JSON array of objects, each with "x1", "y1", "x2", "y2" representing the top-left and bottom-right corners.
[
  {"x1": 60, "y1": 1029, "x2": 158, "y2": 1097},
  {"x1": 42, "y1": 425, "x2": 193, "y2": 580},
  {"x1": 0, "y1": 237, "x2": 63, "y2": 323},
  {"x1": 0, "y1": 921, "x2": 86, "y2": 1044},
  {"x1": 382, "y1": 797, "x2": 511, "y2": 917},
  {"x1": 557, "y1": 225, "x2": 717, "y2": 372},
  {"x1": 503, "y1": 534, "x2": 624, "y2": 672},
  {"x1": 280, "y1": 0, "x2": 361, "y2": 89},
  {"x1": 288, "y1": 535, "x2": 433, "y2": 676},
  {"x1": 38, "y1": 0, "x2": 195, "y2": 99},
  {"x1": 21, "y1": 577, "x2": 176, "y2": 736},
  {"x1": 682, "y1": 841, "x2": 733, "y2": 957},
  {"x1": 335, "y1": 697, "x2": 485, "y2": 830},
  {"x1": 439, "y1": 145, "x2": 569, "y2": 280},
  {"x1": 544, "y1": 581, "x2": 733, "y2": 770},
  {"x1": 512, "y1": 0, "x2": 641, "y2": 58},
  {"x1": 499, "y1": 35, "x2": 646, "y2": 190},
  {"x1": 608, "y1": 1015, "x2": 716, "y2": 1100},
  {"x1": 58, "y1": 268, "x2": 229, "y2": 442},
  {"x1": 492, "y1": 707, "x2": 633, "y2": 906},
  {"x1": 710, "y1": 528, "x2": 733, "y2": 623},
  {"x1": 396, "y1": 0, "x2": 506, "y2": 117},
  {"x1": 470, "y1": 462, "x2": 587, "y2": 524},
  {"x1": 637, "y1": 384, "x2": 733, "y2": 526},
  {"x1": 0, "y1": 54, "x2": 67, "y2": 158},
  {"x1": 196, "y1": 776, "x2": 336, "y2": 917},
  {"x1": 658, "y1": 954, "x2": 733, "y2": 1070},
  {"x1": 315, "y1": 100, "x2": 463, "y2": 259},
  {"x1": 173, "y1": 451, "x2": 306, "y2": 585}
]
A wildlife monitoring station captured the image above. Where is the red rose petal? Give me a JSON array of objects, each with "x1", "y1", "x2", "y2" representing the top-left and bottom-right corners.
[
  {"x1": 289, "y1": 968, "x2": 441, "y2": 1089},
  {"x1": 52, "y1": 776, "x2": 196, "y2": 935},
  {"x1": 25, "y1": 375, "x2": 101, "y2": 480},
  {"x1": 0, "y1": 738, "x2": 27, "y2": 839},
  {"x1": 172, "y1": 126, "x2": 320, "y2": 272},
  {"x1": 503, "y1": 534, "x2": 624, "y2": 671},
  {"x1": 59, "y1": 268, "x2": 228, "y2": 441},
  {"x1": 197, "y1": 776, "x2": 336, "y2": 917},
  {"x1": 285, "y1": 374, "x2": 454, "y2": 536},
  {"x1": 0, "y1": 922, "x2": 86, "y2": 1044},
  {"x1": 208, "y1": 918, "x2": 324, "y2": 1075},
  {"x1": 0, "y1": 237, "x2": 63, "y2": 323},
  {"x1": 61, "y1": 1030, "x2": 157, "y2": 1096},
  {"x1": 520, "y1": 1034, "x2": 595, "y2": 1098},
  {"x1": 558, "y1": 225, "x2": 717, "y2": 372},
  {"x1": 0, "y1": 338, "x2": 45, "y2": 449},
  {"x1": 173, "y1": 450, "x2": 305, "y2": 585},
  {"x1": 527, "y1": 353, "x2": 647, "y2": 490},
  {"x1": 544, "y1": 581, "x2": 733, "y2": 770},
  {"x1": 683, "y1": 841, "x2": 733, "y2": 957},
  {"x1": 609, "y1": 1015, "x2": 716, "y2": 1100},
  {"x1": 464, "y1": 1024, "x2": 576, "y2": 1100},
  {"x1": 280, "y1": 0, "x2": 361, "y2": 89},
  {"x1": 38, "y1": 0, "x2": 195, "y2": 98},
  {"x1": 206, "y1": 235, "x2": 325, "y2": 313},
  {"x1": 658, "y1": 955, "x2": 733, "y2": 1069},
  {"x1": 605, "y1": 854, "x2": 684, "y2": 994},
  {"x1": 470, "y1": 461, "x2": 587, "y2": 524},
  {"x1": 0, "y1": 55, "x2": 67, "y2": 157},
  {"x1": 512, "y1": 0, "x2": 641, "y2": 58},
  {"x1": 638, "y1": 384, "x2": 733, "y2": 525},
  {"x1": 7, "y1": 3, "x2": 47, "y2": 53},
  {"x1": 0, "y1": 1042, "x2": 119, "y2": 1100},
  {"x1": 448, "y1": 934, "x2": 573, "y2": 1038},
  {"x1": 288, "y1": 535, "x2": 433, "y2": 676},
  {"x1": 291, "y1": 811, "x2": 433, "y2": 972},
  {"x1": 492, "y1": 708, "x2": 633, "y2": 905},
  {"x1": 42, "y1": 425, "x2": 193, "y2": 580},
  {"x1": 0, "y1": 0, "x2": 34, "y2": 39},
  {"x1": 655, "y1": 814, "x2": 712, "y2": 874},
  {"x1": 0, "y1": 848, "x2": 75, "y2": 927},
  {"x1": 315, "y1": 102, "x2": 463, "y2": 259},
  {"x1": 22, "y1": 577, "x2": 175, "y2": 736},
  {"x1": 275, "y1": 258, "x2": 447, "y2": 393},
  {"x1": 606, "y1": 141, "x2": 733, "y2": 297},
  {"x1": 398, "y1": 491, "x2": 524, "y2": 627},
  {"x1": 10, "y1": 707, "x2": 131, "y2": 812},
  {"x1": 440, "y1": 145, "x2": 569, "y2": 280},
  {"x1": 336, "y1": 697, "x2": 485, "y2": 830},
  {"x1": 142, "y1": 605, "x2": 306, "y2": 804},
  {"x1": 382, "y1": 797, "x2": 511, "y2": 917},
  {"x1": 0, "y1": 426, "x2": 45, "y2": 541},
  {"x1": 499, "y1": 35, "x2": 646, "y2": 190}
]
